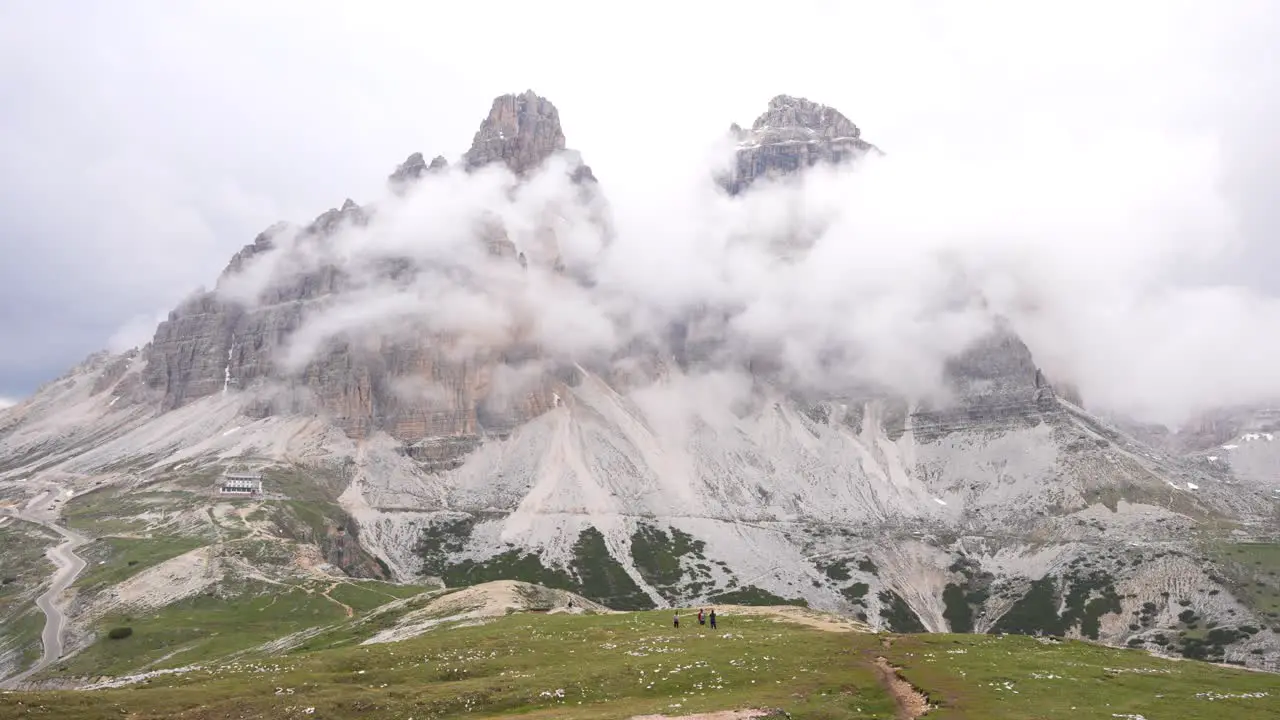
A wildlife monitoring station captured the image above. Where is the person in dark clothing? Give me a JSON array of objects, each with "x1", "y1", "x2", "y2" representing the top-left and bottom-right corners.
[
  {"x1": 673, "y1": 612, "x2": 680, "y2": 629},
  {"x1": 698, "y1": 608, "x2": 705, "y2": 626},
  {"x1": 709, "y1": 609, "x2": 717, "y2": 629}
]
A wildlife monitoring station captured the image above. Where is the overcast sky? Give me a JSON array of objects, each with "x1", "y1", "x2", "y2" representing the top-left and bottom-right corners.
[{"x1": 1, "y1": 0, "x2": 1278, "y2": 408}]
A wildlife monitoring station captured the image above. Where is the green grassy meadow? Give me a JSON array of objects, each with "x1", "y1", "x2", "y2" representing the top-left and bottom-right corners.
[{"x1": 5, "y1": 607, "x2": 1278, "y2": 720}]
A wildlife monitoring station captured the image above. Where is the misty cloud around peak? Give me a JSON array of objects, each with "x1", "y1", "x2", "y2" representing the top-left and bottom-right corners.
[{"x1": 197, "y1": 93, "x2": 1280, "y2": 427}]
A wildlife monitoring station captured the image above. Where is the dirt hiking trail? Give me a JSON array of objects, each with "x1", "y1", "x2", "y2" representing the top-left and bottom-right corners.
[{"x1": 874, "y1": 656, "x2": 931, "y2": 720}]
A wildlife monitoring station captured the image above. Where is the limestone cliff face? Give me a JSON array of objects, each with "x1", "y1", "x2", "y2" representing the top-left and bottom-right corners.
[
  {"x1": 139, "y1": 90, "x2": 1054, "y2": 469},
  {"x1": 721, "y1": 94, "x2": 880, "y2": 195},
  {"x1": 912, "y1": 321, "x2": 1061, "y2": 442},
  {"x1": 144, "y1": 205, "x2": 360, "y2": 413},
  {"x1": 146, "y1": 238, "x2": 559, "y2": 458},
  {"x1": 139, "y1": 92, "x2": 605, "y2": 460}
]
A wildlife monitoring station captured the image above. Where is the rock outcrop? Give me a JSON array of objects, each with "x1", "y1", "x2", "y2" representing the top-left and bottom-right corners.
[
  {"x1": 912, "y1": 320, "x2": 1061, "y2": 442},
  {"x1": 721, "y1": 94, "x2": 880, "y2": 195},
  {"x1": 388, "y1": 152, "x2": 448, "y2": 192},
  {"x1": 463, "y1": 90, "x2": 597, "y2": 184},
  {"x1": 141, "y1": 93, "x2": 592, "y2": 460}
]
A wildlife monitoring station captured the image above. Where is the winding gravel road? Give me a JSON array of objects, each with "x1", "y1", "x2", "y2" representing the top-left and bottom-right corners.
[{"x1": 0, "y1": 488, "x2": 88, "y2": 688}]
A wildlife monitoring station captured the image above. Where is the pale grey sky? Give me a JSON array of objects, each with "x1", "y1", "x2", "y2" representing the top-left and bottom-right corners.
[{"x1": 1, "y1": 0, "x2": 1278, "y2": 408}]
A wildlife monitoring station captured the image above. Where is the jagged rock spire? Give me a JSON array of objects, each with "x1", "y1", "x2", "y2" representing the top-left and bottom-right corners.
[
  {"x1": 388, "y1": 152, "x2": 449, "y2": 192},
  {"x1": 463, "y1": 90, "x2": 566, "y2": 176},
  {"x1": 390, "y1": 152, "x2": 427, "y2": 184},
  {"x1": 388, "y1": 91, "x2": 595, "y2": 192}
]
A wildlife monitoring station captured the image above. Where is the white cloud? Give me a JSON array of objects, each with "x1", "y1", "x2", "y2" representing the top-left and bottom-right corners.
[
  {"x1": 211, "y1": 96, "x2": 1277, "y2": 427},
  {"x1": 107, "y1": 311, "x2": 171, "y2": 354},
  {"x1": 0, "y1": 0, "x2": 1279, "y2": 425}
]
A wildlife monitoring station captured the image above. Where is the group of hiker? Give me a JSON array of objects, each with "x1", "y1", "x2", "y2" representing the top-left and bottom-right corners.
[{"x1": 673, "y1": 607, "x2": 716, "y2": 629}]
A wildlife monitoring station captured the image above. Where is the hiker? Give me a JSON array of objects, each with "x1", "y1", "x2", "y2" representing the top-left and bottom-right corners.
[
  {"x1": 698, "y1": 608, "x2": 705, "y2": 626},
  {"x1": 709, "y1": 609, "x2": 717, "y2": 629},
  {"x1": 673, "y1": 612, "x2": 680, "y2": 629}
]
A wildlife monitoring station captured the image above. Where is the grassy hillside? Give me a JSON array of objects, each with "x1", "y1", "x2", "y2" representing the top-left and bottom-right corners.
[
  {"x1": 0, "y1": 520, "x2": 57, "y2": 673},
  {"x1": 74, "y1": 535, "x2": 206, "y2": 591},
  {"x1": 39, "y1": 578, "x2": 430, "y2": 680},
  {"x1": 4, "y1": 605, "x2": 1278, "y2": 719}
]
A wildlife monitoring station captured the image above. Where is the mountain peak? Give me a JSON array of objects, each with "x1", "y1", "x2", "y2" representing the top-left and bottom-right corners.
[
  {"x1": 387, "y1": 93, "x2": 594, "y2": 194},
  {"x1": 463, "y1": 91, "x2": 590, "y2": 179},
  {"x1": 388, "y1": 152, "x2": 427, "y2": 187},
  {"x1": 388, "y1": 152, "x2": 450, "y2": 193},
  {"x1": 754, "y1": 94, "x2": 862, "y2": 141},
  {"x1": 721, "y1": 94, "x2": 880, "y2": 195}
]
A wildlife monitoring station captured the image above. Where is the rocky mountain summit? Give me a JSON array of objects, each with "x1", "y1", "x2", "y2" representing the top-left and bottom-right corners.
[
  {"x1": 463, "y1": 90, "x2": 597, "y2": 184},
  {"x1": 722, "y1": 94, "x2": 881, "y2": 195},
  {"x1": 388, "y1": 152, "x2": 448, "y2": 189},
  {"x1": 389, "y1": 90, "x2": 597, "y2": 189},
  {"x1": 2, "y1": 91, "x2": 1280, "y2": 676},
  {"x1": 141, "y1": 91, "x2": 602, "y2": 449}
]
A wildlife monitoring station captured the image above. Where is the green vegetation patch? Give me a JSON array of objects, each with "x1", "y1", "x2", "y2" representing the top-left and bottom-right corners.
[
  {"x1": 840, "y1": 581, "x2": 870, "y2": 604},
  {"x1": 417, "y1": 515, "x2": 476, "y2": 576},
  {"x1": 628, "y1": 522, "x2": 714, "y2": 600},
  {"x1": 0, "y1": 521, "x2": 59, "y2": 671},
  {"x1": 886, "y1": 633, "x2": 1280, "y2": 719},
  {"x1": 0, "y1": 607, "x2": 47, "y2": 674},
  {"x1": 818, "y1": 558, "x2": 852, "y2": 581},
  {"x1": 75, "y1": 536, "x2": 206, "y2": 591},
  {"x1": 943, "y1": 583, "x2": 975, "y2": 633},
  {"x1": 878, "y1": 589, "x2": 927, "y2": 633},
  {"x1": 710, "y1": 585, "x2": 808, "y2": 608},
  {"x1": 325, "y1": 580, "x2": 427, "y2": 613},
  {"x1": 438, "y1": 526, "x2": 656, "y2": 610},
  {"x1": 992, "y1": 577, "x2": 1060, "y2": 635},
  {"x1": 991, "y1": 569, "x2": 1123, "y2": 640},
  {"x1": 259, "y1": 463, "x2": 349, "y2": 505},
  {"x1": 44, "y1": 582, "x2": 352, "y2": 678},
  {"x1": 1206, "y1": 541, "x2": 1280, "y2": 620},
  {"x1": 943, "y1": 556, "x2": 995, "y2": 633},
  {"x1": 62, "y1": 489, "x2": 199, "y2": 534},
  {"x1": 443, "y1": 549, "x2": 575, "y2": 591},
  {"x1": 8, "y1": 610, "x2": 902, "y2": 720},
  {"x1": 817, "y1": 555, "x2": 881, "y2": 581},
  {"x1": 0, "y1": 520, "x2": 56, "y2": 604},
  {"x1": 11, "y1": 608, "x2": 1278, "y2": 719},
  {"x1": 1174, "y1": 625, "x2": 1261, "y2": 663},
  {"x1": 570, "y1": 528, "x2": 654, "y2": 610}
]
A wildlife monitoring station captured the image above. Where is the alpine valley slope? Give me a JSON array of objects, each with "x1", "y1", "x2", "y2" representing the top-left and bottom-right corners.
[{"x1": 1, "y1": 91, "x2": 1279, "y2": 680}]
